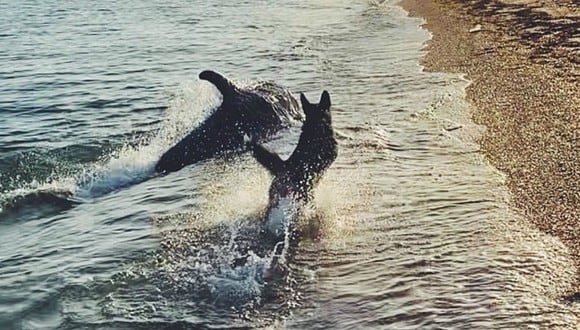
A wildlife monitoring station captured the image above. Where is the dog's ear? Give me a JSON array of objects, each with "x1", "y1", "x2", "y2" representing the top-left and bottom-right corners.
[
  {"x1": 319, "y1": 90, "x2": 331, "y2": 111},
  {"x1": 300, "y1": 92, "x2": 315, "y2": 117},
  {"x1": 300, "y1": 92, "x2": 311, "y2": 107},
  {"x1": 199, "y1": 70, "x2": 236, "y2": 102}
]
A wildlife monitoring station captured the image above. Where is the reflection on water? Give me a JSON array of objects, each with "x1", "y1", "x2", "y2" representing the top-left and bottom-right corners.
[{"x1": 0, "y1": 0, "x2": 578, "y2": 329}]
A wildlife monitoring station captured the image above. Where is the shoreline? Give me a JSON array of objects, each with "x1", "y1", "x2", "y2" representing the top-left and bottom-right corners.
[{"x1": 398, "y1": 0, "x2": 579, "y2": 296}]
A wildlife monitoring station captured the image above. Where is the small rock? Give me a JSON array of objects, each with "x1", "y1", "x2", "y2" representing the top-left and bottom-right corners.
[{"x1": 469, "y1": 24, "x2": 483, "y2": 33}]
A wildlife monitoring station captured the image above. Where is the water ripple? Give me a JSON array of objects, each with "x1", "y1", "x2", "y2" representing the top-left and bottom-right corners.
[{"x1": 0, "y1": 0, "x2": 578, "y2": 329}]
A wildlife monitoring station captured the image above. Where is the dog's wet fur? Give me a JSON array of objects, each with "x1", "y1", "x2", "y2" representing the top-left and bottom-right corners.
[
  {"x1": 155, "y1": 70, "x2": 303, "y2": 174},
  {"x1": 247, "y1": 91, "x2": 338, "y2": 239}
]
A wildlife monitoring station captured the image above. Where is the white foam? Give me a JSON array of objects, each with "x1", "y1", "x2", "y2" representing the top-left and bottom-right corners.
[
  {"x1": 207, "y1": 251, "x2": 267, "y2": 308},
  {"x1": 265, "y1": 197, "x2": 299, "y2": 239}
]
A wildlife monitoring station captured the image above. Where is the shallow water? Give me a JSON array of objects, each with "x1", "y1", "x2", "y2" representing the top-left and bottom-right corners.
[{"x1": 1, "y1": 0, "x2": 578, "y2": 329}]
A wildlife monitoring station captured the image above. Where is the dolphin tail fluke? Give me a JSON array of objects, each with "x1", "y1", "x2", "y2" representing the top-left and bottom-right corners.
[
  {"x1": 248, "y1": 141, "x2": 285, "y2": 175},
  {"x1": 199, "y1": 70, "x2": 236, "y2": 101}
]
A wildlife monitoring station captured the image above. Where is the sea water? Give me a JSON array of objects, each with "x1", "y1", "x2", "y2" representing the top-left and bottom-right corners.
[{"x1": 1, "y1": 0, "x2": 578, "y2": 329}]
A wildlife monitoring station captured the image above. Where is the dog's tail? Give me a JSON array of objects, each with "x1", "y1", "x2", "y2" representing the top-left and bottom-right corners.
[{"x1": 199, "y1": 70, "x2": 237, "y2": 102}]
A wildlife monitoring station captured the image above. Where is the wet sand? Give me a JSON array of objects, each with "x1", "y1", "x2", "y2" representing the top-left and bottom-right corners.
[{"x1": 399, "y1": 0, "x2": 579, "y2": 296}]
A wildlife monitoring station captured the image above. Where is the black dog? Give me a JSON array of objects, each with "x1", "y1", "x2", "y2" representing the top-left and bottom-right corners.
[
  {"x1": 247, "y1": 91, "x2": 338, "y2": 238},
  {"x1": 155, "y1": 70, "x2": 303, "y2": 174}
]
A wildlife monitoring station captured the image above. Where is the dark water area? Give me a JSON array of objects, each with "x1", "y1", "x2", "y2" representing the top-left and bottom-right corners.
[{"x1": 1, "y1": 0, "x2": 578, "y2": 329}]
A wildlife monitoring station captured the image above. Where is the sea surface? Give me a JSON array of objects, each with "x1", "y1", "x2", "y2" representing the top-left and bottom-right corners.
[{"x1": 1, "y1": 0, "x2": 578, "y2": 329}]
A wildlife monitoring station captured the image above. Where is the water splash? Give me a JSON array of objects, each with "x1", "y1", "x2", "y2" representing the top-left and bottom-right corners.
[
  {"x1": 77, "y1": 80, "x2": 221, "y2": 197},
  {"x1": 0, "y1": 80, "x2": 221, "y2": 215}
]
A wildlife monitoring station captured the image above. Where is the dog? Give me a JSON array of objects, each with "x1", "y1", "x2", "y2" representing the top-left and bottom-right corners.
[
  {"x1": 246, "y1": 90, "x2": 338, "y2": 239},
  {"x1": 155, "y1": 70, "x2": 303, "y2": 174}
]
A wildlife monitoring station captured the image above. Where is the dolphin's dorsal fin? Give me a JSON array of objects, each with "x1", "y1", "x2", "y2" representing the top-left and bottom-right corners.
[{"x1": 199, "y1": 70, "x2": 236, "y2": 101}]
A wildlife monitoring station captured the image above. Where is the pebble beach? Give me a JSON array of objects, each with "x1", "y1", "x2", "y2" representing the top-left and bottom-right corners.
[{"x1": 400, "y1": 0, "x2": 579, "y2": 297}]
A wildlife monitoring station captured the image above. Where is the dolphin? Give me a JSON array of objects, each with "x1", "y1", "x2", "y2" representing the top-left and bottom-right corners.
[{"x1": 155, "y1": 70, "x2": 303, "y2": 174}]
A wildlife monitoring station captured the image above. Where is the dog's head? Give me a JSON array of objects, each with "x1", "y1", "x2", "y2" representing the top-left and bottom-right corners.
[{"x1": 300, "y1": 91, "x2": 332, "y2": 125}]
